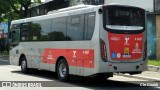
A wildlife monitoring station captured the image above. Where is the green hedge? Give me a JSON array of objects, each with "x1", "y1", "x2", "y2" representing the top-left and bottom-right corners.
[{"x1": 148, "y1": 60, "x2": 160, "y2": 66}]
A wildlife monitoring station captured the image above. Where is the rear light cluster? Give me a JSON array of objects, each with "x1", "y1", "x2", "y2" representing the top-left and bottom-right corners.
[
  {"x1": 143, "y1": 40, "x2": 147, "y2": 60},
  {"x1": 100, "y1": 39, "x2": 107, "y2": 61}
]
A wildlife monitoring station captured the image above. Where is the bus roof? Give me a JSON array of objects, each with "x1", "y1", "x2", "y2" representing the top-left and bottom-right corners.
[
  {"x1": 11, "y1": 4, "x2": 99, "y2": 25},
  {"x1": 11, "y1": 4, "x2": 144, "y2": 25}
]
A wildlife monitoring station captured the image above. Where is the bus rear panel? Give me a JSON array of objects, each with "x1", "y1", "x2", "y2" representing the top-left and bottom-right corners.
[{"x1": 98, "y1": 5, "x2": 147, "y2": 74}]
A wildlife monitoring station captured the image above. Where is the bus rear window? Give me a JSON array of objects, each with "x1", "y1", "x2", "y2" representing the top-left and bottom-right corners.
[{"x1": 103, "y1": 6, "x2": 145, "y2": 32}]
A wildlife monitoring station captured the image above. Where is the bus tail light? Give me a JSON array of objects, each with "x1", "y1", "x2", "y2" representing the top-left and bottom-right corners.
[
  {"x1": 100, "y1": 39, "x2": 107, "y2": 61},
  {"x1": 143, "y1": 40, "x2": 147, "y2": 60}
]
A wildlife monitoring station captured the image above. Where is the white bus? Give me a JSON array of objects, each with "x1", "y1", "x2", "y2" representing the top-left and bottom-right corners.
[{"x1": 10, "y1": 4, "x2": 147, "y2": 81}]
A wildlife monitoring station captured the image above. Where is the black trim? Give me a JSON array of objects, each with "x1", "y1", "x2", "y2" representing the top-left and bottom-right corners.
[{"x1": 105, "y1": 29, "x2": 145, "y2": 34}]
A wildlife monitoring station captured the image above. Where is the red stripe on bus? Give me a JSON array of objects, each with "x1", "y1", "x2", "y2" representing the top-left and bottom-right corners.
[{"x1": 41, "y1": 49, "x2": 94, "y2": 68}]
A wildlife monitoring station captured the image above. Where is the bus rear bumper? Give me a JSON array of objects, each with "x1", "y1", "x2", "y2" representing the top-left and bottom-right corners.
[
  {"x1": 98, "y1": 61, "x2": 147, "y2": 74},
  {"x1": 108, "y1": 61, "x2": 146, "y2": 73}
]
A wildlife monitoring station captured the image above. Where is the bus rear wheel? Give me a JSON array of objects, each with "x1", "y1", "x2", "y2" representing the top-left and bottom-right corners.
[
  {"x1": 20, "y1": 57, "x2": 29, "y2": 74},
  {"x1": 57, "y1": 59, "x2": 69, "y2": 81}
]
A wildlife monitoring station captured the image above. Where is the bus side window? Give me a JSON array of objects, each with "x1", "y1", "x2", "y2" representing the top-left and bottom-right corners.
[
  {"x1": 27, "y1": 22, "x2": 42, "y2": 41},
  {"x1": 11, "y1": 24, "x2": 20, "y2": 43},
  {"x1": 9, "y1": 31, "x2": 14, "y2": 42},
  {"x1": 21, "y1": 23, "x2": 29, "y2": 41},
  {"x1": 67, "y1": 14, "x2": 85, "y2": 40},
  {"x1": 85, "y1": 12, "x2": 96, "y2": 40},
  {"x1": 12, "y1": 31, "x2": 16, "y2": 42},
  {"x1": 52, "y1": 17, "x2": 67, "y2": 41}
]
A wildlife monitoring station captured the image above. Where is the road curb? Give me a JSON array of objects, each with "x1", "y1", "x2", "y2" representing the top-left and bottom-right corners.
[
  {"x1": 114, "y1": 65, "x2": 160, "y2": 81},
  {"x1": 147, "y1": 65, "x2": 160, "y2": 72},
  {"x1": 115, "y1": 73, "x2": 160, "y2": 81},
  {"x1": 0, "y1": 55, "x2": 9, "y2": 60}
]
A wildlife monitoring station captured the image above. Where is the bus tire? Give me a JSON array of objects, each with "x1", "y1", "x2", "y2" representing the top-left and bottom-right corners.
[
  {"x1": 57, "y1": 58, "x2": 69, "y2": 81},
  {"x1": 20, "y1": 57, "x2": 29, "y2": 74}
]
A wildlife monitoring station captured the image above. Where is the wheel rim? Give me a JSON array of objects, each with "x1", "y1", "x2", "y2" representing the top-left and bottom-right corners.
[
  {"x1": 21, "y1": 60, "x2": 26, "y2": 71},
  {"x1": 59, "y1": 63, "x2": 67, "y2": 78}
]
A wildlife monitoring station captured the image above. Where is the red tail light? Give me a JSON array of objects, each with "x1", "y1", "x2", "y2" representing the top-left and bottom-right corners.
[{"x1": 100, "y1": 39, "x2": 107, "y2": 61}]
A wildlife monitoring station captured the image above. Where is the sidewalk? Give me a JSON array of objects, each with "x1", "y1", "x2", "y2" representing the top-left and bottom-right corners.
[
  {"x1": 116, "y1": 71, "x2": 160, "y2": 81},
  {"x1": 0, "y1": 55, "x2": 9, "y2": 60},
  {"x1": 148, "y1": 65, "x2": 160, "y2": 72}
]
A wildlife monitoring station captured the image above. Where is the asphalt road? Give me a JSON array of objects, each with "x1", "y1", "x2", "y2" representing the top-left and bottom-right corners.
[{"x1": 0, "y1": 58, "x2": 159, "y2": 90}]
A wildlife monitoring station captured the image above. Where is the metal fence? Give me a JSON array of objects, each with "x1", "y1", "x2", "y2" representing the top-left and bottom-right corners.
[{"x1": 154, "y1": 0, "x2": 160, "y2": 12}]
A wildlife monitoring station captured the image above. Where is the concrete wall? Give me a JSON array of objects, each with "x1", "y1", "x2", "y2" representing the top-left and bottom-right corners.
[
  {"x1": 69, "y1": 0, "x2": 82, "y2": 6},
  {"x1": 156, "y1": 16, "x2": 160, "y2": 59},
  {"x1": 147, "y1": 15, "x2": 156, "y2": 59},
  {"x1": 105, "y1": 0, "x2": 154, "y2": 12}
]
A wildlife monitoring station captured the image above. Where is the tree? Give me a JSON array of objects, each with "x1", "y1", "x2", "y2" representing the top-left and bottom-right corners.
[{"x1": 0, "y1": 0, "x2": 41, "y2": 21}]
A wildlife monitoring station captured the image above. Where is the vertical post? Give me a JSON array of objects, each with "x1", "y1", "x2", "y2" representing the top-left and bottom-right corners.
[
  {"x1": 154, "y1": 0, "x2": 156, "y2": 12},
  {"x1": 7, "y1": 17, "x2": 11, "y2": 52}
]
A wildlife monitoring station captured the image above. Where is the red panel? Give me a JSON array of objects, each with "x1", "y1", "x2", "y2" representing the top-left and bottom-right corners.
[
  {"x1": 108, "y1": 32, "x2": 143, "y2": 60},
  {"x1": 77, "y1": 59, "x2": 84, "y2": 67},
  {"x1": 41, "y1": 49, "x2": 94, "y2": 68},
  {"x1": 84, "y1": 60, "x2": 89, "y2": 68}
]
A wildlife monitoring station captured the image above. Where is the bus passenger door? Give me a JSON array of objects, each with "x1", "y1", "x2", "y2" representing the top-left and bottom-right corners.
[{"x1": 10, "y1": 24, "x2": 21, "y2": 65}]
